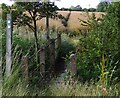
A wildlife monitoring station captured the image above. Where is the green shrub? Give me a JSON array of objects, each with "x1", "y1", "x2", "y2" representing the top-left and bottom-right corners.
[
  {"x1": 77, "y1": 2, "x2": 120, "y2": 83},
  {"x1": 59, "y1": 34, "x2": 76, "y2": 58}
]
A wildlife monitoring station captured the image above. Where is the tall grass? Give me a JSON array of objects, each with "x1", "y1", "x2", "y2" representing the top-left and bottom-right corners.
[
  {"x1": 49, "y1": 79, "x2": 119, "y2": 96},
  {"x1": 1, "y1": 36, "x2": 120, "y2": 96},
  {"x1": 2, "y1": 71, "x2": 120, "y2": 96},
  {"x1": 0, "y1": 17, "x2": 3, "y2": 98}
]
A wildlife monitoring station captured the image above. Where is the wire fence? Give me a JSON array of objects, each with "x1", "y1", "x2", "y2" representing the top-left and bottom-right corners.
[
  {"x1": 21, "y1": 33, "x2": 61, "y2": 80},
  {"x1": 26, "y1": 33, "x2": 61, "y2": 59}
]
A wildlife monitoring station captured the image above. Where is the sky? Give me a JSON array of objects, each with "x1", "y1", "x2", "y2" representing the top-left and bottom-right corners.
[
  {"x1": 0, "y1": 0, "x2": 110, "y2": 8},
  {"x1": 54, "y1": 0, "x2": 100, "y2": 8},
  {"x1": 0, "y1": 0, "x2": 14, "y2": 6}
]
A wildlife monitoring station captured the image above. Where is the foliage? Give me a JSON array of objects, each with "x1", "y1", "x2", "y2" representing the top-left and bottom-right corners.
[
  {"x1": 1, "y1": 3, "x2": 10, "y2": 28},
  {"x1": 1, "y1": 1, "x2": 64, "y2": 64},
  {"x1": 103, "y1": 2, "x2": 120, "y2": 80},
  {"x1": 77, "y1": 2, "x2": 120, "y2": 83},
  {"x1": 1, "y1": 1, "x2": 63, "y2": 38},
  {"x1": 59, "y1": 34, "x2": 76, "y2": 58},
  {"x1": 78, "y1": 12, "x2": 100, "y2": 31},
  {"x1": 60, "y1": 5, "x2": 96, "y2": 12},
  {"x1": 59, "y1": 5, "x2": 82, "y2": 11},
  {"x1": 2, "y1": 30, "x2": 33, "y2": 76},
  {"x1": 97, "y1": 1, "x2": 110, "y2": 12},
  {"x1": 69, "y1": 5, "x2": 82, "y2": 11},
  {"x1": 88, "y1": 8, "x2": 96, "y2": 12}
]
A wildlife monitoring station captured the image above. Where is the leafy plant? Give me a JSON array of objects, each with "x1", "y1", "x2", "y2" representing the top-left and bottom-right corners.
[{"x1": 77, "y1": 2, "x2": 120, "y2": 84}]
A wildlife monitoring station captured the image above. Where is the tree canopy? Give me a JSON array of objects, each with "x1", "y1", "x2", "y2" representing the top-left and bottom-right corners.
[{"x1": 97, "y1": 1, "x2": 110, "y2": 12}]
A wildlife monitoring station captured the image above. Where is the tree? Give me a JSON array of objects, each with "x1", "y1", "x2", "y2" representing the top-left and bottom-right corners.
[
  {"x1": 1, "y1": 3, "x2": 13, "y2": 28},
  {"x1": 61, "y1": 11, "x2": 71, "y2": 27},
  {"x1": 39, "y1": 1, "x2": 59, "y2": 40},
  {"x1": 60, "y1": 7, "x2": 69, "y2": 11},
  {"x1": 69, "y1": 5, "x2": 82, "y2": 11},
  {"x1": 82, "y1": 8, "x2": 88, "y2": 12},
  {"x1": 2, "y1": 1, "x2": 63, "y2": 64},
  {"x1": 88, "y1": 8, "x2": 96, "y2": 12},
  {"x1": 97, "y1": 1, "x2": 109, "y2": 12},
  {"x1": 60, "y1": 11, "x2": 71, "y2": 35}
]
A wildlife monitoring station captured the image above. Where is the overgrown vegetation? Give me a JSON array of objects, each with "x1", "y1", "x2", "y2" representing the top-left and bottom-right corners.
[
  {"x1": 76, "y1": 1, "x2": 120, "y2": 92},
  {"x1": 1, "y1": 1, "x2": 120, "y2": 96}
]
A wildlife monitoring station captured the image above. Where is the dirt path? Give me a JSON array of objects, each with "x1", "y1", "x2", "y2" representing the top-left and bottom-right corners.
[{"x1": 54, "y1": 58, "x2": 66, "y2": 76}]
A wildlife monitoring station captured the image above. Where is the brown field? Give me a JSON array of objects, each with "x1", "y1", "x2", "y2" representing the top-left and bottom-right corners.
[
  {"x1": 37, "y1": 11, "x2": 105, "y2": 32},
  {"x1": 0, "y1": 10, "x2": 105, "y2": 33}
]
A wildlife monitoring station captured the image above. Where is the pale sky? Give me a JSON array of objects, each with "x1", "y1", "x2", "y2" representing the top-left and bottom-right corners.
[
  {"x1": 0, "y1": 0, "x2": 14, "y2": 6},
  {"x1": 0, "y1": 0, "x2": 102, "y2": 8},
  {"x1": 54, "y1": 0, "x2": 100, "y2": 8}
]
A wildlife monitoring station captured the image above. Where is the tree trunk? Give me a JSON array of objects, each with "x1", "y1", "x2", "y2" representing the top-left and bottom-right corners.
[
  {"x1": 33, "y1": 17, "x2": 39, "y2": 64},
  {"x1": 46, "y1": 16, "x2": 49, "y2": 40}
]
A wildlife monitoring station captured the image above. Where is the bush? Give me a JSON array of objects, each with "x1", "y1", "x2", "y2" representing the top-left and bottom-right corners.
[
  {"x1": 57, "y1": 34, "x2": 76, "y2": 59},
  {"x1": 77, "y1": 2, "x2": 120, "y2": 83}
]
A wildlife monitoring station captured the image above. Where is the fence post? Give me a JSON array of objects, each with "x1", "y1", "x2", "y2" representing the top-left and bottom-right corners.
[
  {"x1": 55, "y1": 33, "x2": 61, "y2": 59},
  {"x1": 39, "y1": 47, "x2": 45, "y2": 77},
  {"x1": 22, "y1": 56, "x2": 29, "y2": 80},
  {"x1": 56, "y1": 33, "x2": 61, "y2": 49},
  {"x1": 6, "y1": 14, "x2": 12, "y2": 77},
  {"x1": 46, "y1": 16, "x2": 49, "y2": 40},
  {"x1": 49, "y1": 39, "x2": 55, "y2": 67},
  {"x1": 69, "y1": 54, "x2": 77, "y2": 76},
  {"x1": 84, "y1": 32, "x2": 86, "y2": 48}
]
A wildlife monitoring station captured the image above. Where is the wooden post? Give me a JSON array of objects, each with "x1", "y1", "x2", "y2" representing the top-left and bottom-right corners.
[
  {"x1": 69, "y1": 54, "x2": 77, "y2": 76},
  {"x1": 49, "y1": 39, "x2": 55, "y2": 66},
  {"x1": 6, "y1": 14, "x2": 12, "y2": 77},
  {"x1": 22, "y1": 56, "x2": 29, "y2": 80},
  {"x1": 46, "y1": 16, "x2": 49, "y2": 40},
  {"x1": 39, "y1": 47, "x2": 45, "y2": 76},
  {"x1": 0, "y1": 16, "x2": 2, "y2": 97},
  {"x1": 55, "y1": 33, "x2": 61, "y2": 59},
  {"x1": 84, "y1": 32, "x2": 86, "y2": 48},
  {"x1": 56, "y1": 33, "x2": 61, "y2": 50}
]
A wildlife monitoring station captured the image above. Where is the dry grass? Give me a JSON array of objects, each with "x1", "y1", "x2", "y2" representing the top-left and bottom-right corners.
[
  {"x1": 48, "y1": 80, "x2": 119, "y2": 96},
  {"x1": 37, "y1": 11, "x2": 105, "y2": 32}
]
